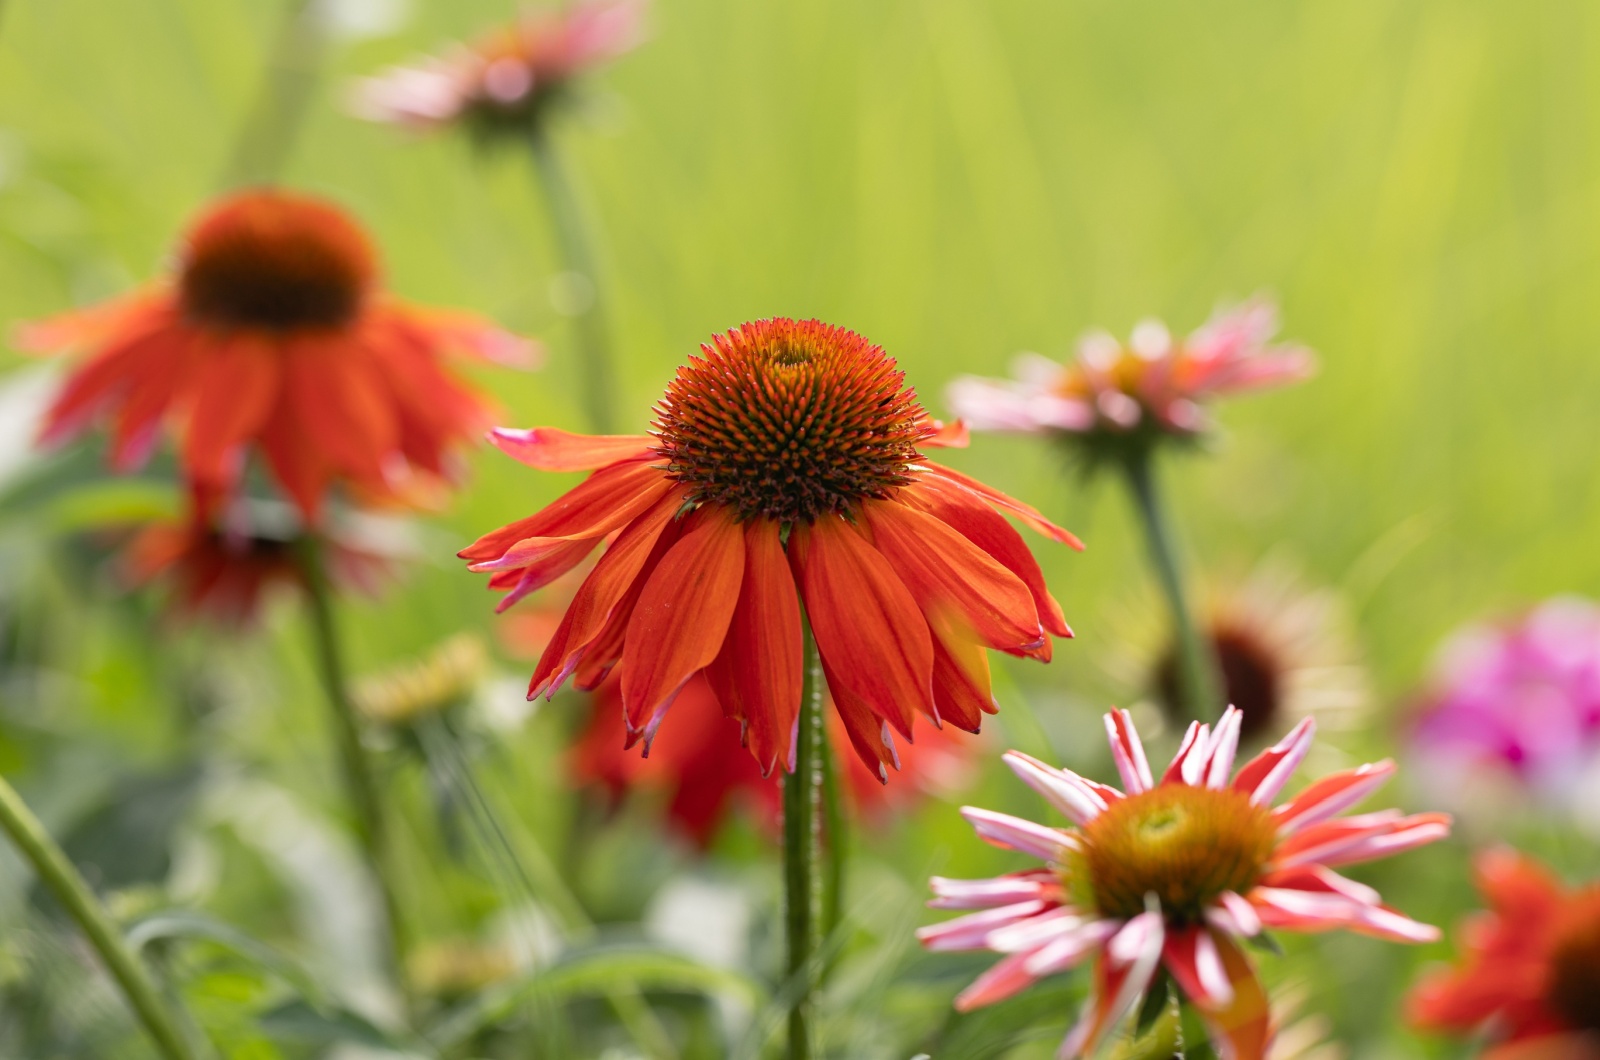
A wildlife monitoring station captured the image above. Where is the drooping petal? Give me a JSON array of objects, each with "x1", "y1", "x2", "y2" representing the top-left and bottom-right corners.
[
  {"x1": 821, "y1": 655, "x2": 902, "y2": 779},
  {"x1": 491, "y1": 537, "x2": 602, "y2": 613},
  {"x1": 903, "y1": 477, "x2": 1072, "y2": 638},
  {"x1": 921, "y1": 462, "x2": 1084, "y2": 549},
  {"x1": 182, "y1": 333, "x2": 282, "y2": 489},
  {"x1": 489, "y1": 426, "x2": 654, "y2": 471},
  {"x1": 1230, "y1": 718, "x2": 1316, "y2": 805},
  {"x1": 284, "y1": 335, "x2": 398, "y2": 483},
  {"x1": 953, "y1": 950, "x2": 1043, "y2": 1011},
  {"x1": 930, "y1": 631, "x2": 996, "y2": 732},
  {"x1": 525, "y1": 489, "x2": 685, "y2": 697},
  {"x1": 960, "y1": 806, "x2": 1078, "y2": 863},
  {"x1": 1163, "y1": 926, "x2": 1235, "y2": 1009},
  {"x1": 790, "y1": 514, "x2": 934, "y2": 735},
  {"x1": 1188, "y1": 932, "x2": 1271, "y2": 1060},
  {"x1": 862, "y1": 498, "x2": 1044, "y2": 653},
  {"x1": 1104, "y1": 709, "x2": 1154, "y2": 794},
  {"x1": 458, "y1": 457, "x2": 671, "y2": 566},
  {"x1": 1273, "y1": 759, "x2": 1397, "y2": 835},
  {"x1": 702, "y1": 518, "x2": 802, "y2": 775},
  {"x1": 38, "y1": 313, "x2": 182, "y2": 446},
  {"x1": 1059, "y1": 912, "x2": 1164, "y2": 1059},
  {"x1": 619, "y1": 506, "x2": 745, "y2": 747}
]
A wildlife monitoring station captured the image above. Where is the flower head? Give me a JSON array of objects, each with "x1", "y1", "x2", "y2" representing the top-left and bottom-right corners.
[
  {"x1": 918, "y1": 707, "x2": 1449, "y2": 1060},
  {"x1": 1409, "y1": 849, "x2": 1600, "y2": 1058},
  {"x1": 121, "y1": 502, "x2": 398, "y2": 627},
  {"x1": 1409, "y1": 597, "x2": 1600, "y2": 825},
  {"x1": 570, "y1": 672, "x2": 977, "y2": 848},
  {"x1": 461, "y1": 317, "x2": 1078, "y2": 778},
  {"x1": 354, "y1": 633, "x2": 491, "y2": 727},
  {"x1": 947, "y1": 299, "x2": 1313, "y2": 462},
  {"x1": 17, "y1": 189, "x2": 532, "y2": 521},
  {"x1": 352, "y1": 0, "x2": 646, "y2": 137}
]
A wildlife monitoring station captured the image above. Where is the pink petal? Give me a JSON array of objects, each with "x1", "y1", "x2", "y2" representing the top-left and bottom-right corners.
[
  {"x1": 1230, "y1": 718, "x2": 1315, "y2": 805},
  {"x1": 928, "y1": 871, "x2": 1056, "y2": 910},
  {"x1": 917, "y1": 900, "x2": 1049, "y2": 952},
  {"x1": 1104, "y1": 709, "x2": 1154, "y2": 793},
  {"x1": 960, "y1": 806, "x2": 1078, "y2": 863},
  {"x1": 1273, "y1": 759, "x2": 1397, "y2": 834},
  {"x1": 1003, "y1": 750, "x2": 1116, "y2": 825}
]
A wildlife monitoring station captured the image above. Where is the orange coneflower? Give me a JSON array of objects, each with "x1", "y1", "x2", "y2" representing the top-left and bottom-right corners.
[
  {"x1": 1409, "y1": 849, "x2": 1600, "y2": 1059},
  {"x1": 462, "y1": 317, "x2": 1079, "y2": 778},
  {"x1": 18, "y1": 189, "x2": 533, "y2": 521}
]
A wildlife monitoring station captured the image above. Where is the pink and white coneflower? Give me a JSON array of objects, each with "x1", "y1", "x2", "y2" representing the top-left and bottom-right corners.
[
  {"x1": 947, "y1": 299, "x2": 1313, "y2": 447},
  {"x1": 918, "y1": 707, "x2": 1449, "y2": 1060}
]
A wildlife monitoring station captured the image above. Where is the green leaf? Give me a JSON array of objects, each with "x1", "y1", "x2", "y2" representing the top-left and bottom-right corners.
[{"x1": 125, "y1": 909, "x2": 329, "y2": 1010}]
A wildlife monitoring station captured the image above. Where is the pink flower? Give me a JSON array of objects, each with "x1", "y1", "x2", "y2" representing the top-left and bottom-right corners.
[
  {"x1": 1409, "y1": 597, "x2": 1600, "y2": 816},
  {"x1": 351, "y1": 0, "x2": 646, "y2": 134},
  {"x1": 918, "y1": 707, "x2": 1449, "y2": 1060},
  {"x1": 947, "y1": 299, "x2": 1314, "y2": 445}
]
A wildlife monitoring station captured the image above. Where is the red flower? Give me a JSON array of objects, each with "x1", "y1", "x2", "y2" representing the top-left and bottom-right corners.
[
  {"x1": 18, "y1": 189, "x2": 533, "y2": 521},
  {"x1": 570, "y1": 673, "x2": 977, "y2": 848},
  {"x1": 463, "y1": 318, "x2": 1078, "y2": 777},
  {"x1": 121, "y1": 505, "x2": 396, "y2": 627},
  {"x1": 1409, "y1": 849, "x2": 1600, "y2": 1058}
]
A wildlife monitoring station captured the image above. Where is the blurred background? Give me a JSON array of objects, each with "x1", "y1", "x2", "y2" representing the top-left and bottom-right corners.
[{"x1": 1, "y1": 0, "x2": 1598, "y2": 1057}]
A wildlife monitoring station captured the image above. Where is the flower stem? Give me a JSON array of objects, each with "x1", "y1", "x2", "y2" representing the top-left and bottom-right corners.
[
  {"x1": 783, "y1": 618, "x2": 825, "y2": 1059},
  {"x1": 220, "y1": 0, "x2": 326, "y2": 187},
  {"x1": 1120, "y1": 450, "x2": 1223, "y2": 723},
  {"x1": 298, "y1": 539, "x2": 414, "y2": 1021},
  {"x1": 526, "y1": 128, "x2": 618, "y2": 435},
  {"x1": 819, "y1": 730, "x2": 846, "y2": 952},
  {"x1": 0, "y1": 774, "x2": 202, "y2": 1060}
]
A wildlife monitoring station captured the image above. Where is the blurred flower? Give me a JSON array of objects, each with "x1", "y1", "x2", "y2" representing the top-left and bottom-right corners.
[
  {"x1": 1408, "y1": 597, "x2": 1600, "y2": 830},
  {"x1": 918, "y1": 707, "x2": 1449, "y2": 1060},
  {"x1": 461, "y1": 317, "x2": 1078, "y2": 778},
  {"x1": 121, "y1": 500, "x2": 398, "y2": 627},
  {"x1": 17, "y1": 189, "x2": 533, "y2": 521},
  {"x1": 947, "y1": 299, "x2": 1313, "y2": 462},
  {"x1": 407, "y1": 937, "x2": 517, "y2": 1000},
  {"x1": 351, "y1": 0, "x2": 646, "y2": 137},
  {"x1": 1408, "y1": 848, "x2": 1600, "y2": 1059},
  {"x1": 570, "y1": 672, "x2": 977, "y2": 848},
  {"x1": 1105, "y1": 559, "x2": 1370, "y2": 745},
  {"x1": 353, "y1": 633, "x2": 490, "y2": 727}
]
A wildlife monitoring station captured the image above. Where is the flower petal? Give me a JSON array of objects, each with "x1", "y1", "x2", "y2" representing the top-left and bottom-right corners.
[
  {"x1": 928, "y1": 870, "x2": 1059, "y2": 910},
  {"x1": 916, "y1": 900, "x2": 1050, "y2": 952},
  {"x1": 1273, "y1": 811, "x2": 1451, "y2": 871},
  {"x1": 1188, "y1": 932, "x2": 1271, "y2": 1060},
  {"x1": 821, "y1": 658, "x2": 902, "y2": 779},
  {"x1": 620, "y1": 506, "x2": 746, "y2": 747},
  {"x1": 930, "y1": 631, "x2": 996, "y2": 733},
  {"x1": 459, "y1": 457, "x2": 671, "y2": 567},
  {"x1": 1163, "y1": 926, "x2": 1234, "y2": 1009},
  {"x1": 922, "y1": 462, "x2": 1085, "y2": 549},
  {"x1": 1230, "y1": 718, "x2": 1315, "y2": 805},
  {"x1": 1273, "y1": 759, "x2": 1397, "y2": 835},
  {"x1": 183, "y1": 333, "x2": 282, "y2": 493},
  {"x1": 863, "y1": 498, "x2": 1044, "y2": 653},
  {"x1": 960, "y1": 806, "x2": 1078, "y2": 863},
  {"x1": 1003, "y1": 750, "x2": 1117, "y2": 826},
  {"x1": 1104, "y1": 709, "x2": 1154, "y2": 794},
  {"x1": 790, "y1": 514, "x2": 934, "y2": 736},
  {"x1": 702, "y1": 518, "x2": 803, "y2": 776},
  {"x1": 921, "y1": 417, "x2": 970, "y2": 449},
  {"x1": 489, "y1": 426, "x2": 654, "y2": 471},
  {"x1": 1059, "y1": 913, "x2": 1164, "y2": 1059}
]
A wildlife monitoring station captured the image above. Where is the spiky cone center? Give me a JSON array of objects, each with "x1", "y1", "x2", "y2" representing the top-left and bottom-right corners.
[
  {"x1": 179, "y1": 191, "x2": 376, "y2": 331},
  {"x1": 1548, "y1": 889, "x2": 1600, "y2": 1034},
  {"x1": 1071, "y1": 784, "x2": 1276, "y2": 921},
  {"x1": 1158, "y1": 620, "x2": 1283, "y2": 741},
  {"x1": 651, "y1": 318, "x2": 931, "y2": 524}
]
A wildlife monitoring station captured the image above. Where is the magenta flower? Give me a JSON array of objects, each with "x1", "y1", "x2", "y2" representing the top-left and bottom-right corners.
[
  {"x1": 918, "y1": 707, "x2": 1449, "y2": 1059},
  {"x1": 1409, "y1": 597, "x2": 1600, "y2": 817},
  {"x1": 351, "y1": 0, "x2": 646, "y2": 135},
  {"x1": 947, "y1": 299, "x2": 1313, "y2": 445}
]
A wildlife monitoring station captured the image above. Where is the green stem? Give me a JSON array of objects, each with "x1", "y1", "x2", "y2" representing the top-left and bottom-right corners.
[
  {"x1": 819, "y1": 731, "x2": 845, "y2": 954},
  {"x1": 1120, "y1": 450, "x2": 1223, "y2": 723},
  {"x1": 220, "y1": 0, "x2": 326, "y2": 187},
  {"x1": 783, "y1": 619, "x2": 824, "y2": 1059},
  {"x1": 299, "y1": 540, "x2": 415, "y2": 1021},
  {"x1": 0, "y1": 775, "x2": 201, "y2": 1060},
  {"x1": 526, "y1": 128, "x2": 618, "y2": 435}
]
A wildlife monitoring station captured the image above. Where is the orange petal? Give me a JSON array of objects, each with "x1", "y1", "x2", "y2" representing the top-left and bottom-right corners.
[
  {"x1": 862, "y1": 498, "x2": 1043, "y2": 653},
  {"x1": 527, "y1": 489, "x2": 686, "y2": 697},
  {"x1": 820, "y1": 653, "x2": 900, "y2": 780},
  {"x1": 922, "y1": 462, "x2": 1084, "y2": 549},
  {"x1": 920, "y1": 417, "x2": 970, "y2": 449},
  {"x1": 903, "y1": 477, "x2": 1072, "y2": 638},
  {"x1": 182, "y1": 333, "x2": 282, "y2": 487},
  {"x1": 930, "y1": 630, "x2": 995, "y2": 732},
  {"x1": 790, "y1": 514, "x2": 933, "y2": 739},
  {"x1": 490, "y1": 427, "x2": 655, "y2": 471},
  {"x1": 620, "y1": 506, "x2": 746, "y2": 748},
  {"x1": 458, "y1": 458, "x2": 672, "y2": 565},
  {"x1": 703, "y1": 518, "x2": 803, "y2": 775},
  {"x1": 39, "y1": 316, "x2": 182, "y2": 446},
  {"x1": 284, "y1": 335, "x2": 398, "y2": 484}
]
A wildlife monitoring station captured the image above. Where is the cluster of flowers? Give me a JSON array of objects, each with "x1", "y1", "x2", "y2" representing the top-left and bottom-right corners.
[{"x1": 10, "y1": 2, "x2": 1598, "y2": 1058}]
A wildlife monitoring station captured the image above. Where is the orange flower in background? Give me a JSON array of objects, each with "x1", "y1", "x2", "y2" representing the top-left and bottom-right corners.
[
  {"x1": 1409, "y1": 849, "x2": 1600, "y2": 1059},
  {"x1": 570, "y1": 674, "x2": 978, "y2": 848},
  {"x1": 17, "y1": 189, "x2": 533, "y2": 521},
  {"x1": 463, "y1": 317, "x2": 1078, "y2": 778},
  {"x1": 352, "y1": 0, "x2": 647, "y2": 136},
  {"x1": 121, "y1": 503, "x2": 400, "y2": 627}
]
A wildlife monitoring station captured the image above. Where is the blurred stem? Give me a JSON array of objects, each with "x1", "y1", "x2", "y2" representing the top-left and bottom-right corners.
[
  {"x1": 220, "y1": 0, "x2": 325, "y2": 186},
  {"x1": 0, "y1": 775, "x2": 202, "y2": 1060},
  {"x1": 819, "y1": 730, "x2": 845, "y2": 953},
  {"x1": 418, "y1": 717, "x2": 677, "y2": 1060},
  {"x1": 526, "y1": 128, "x2": 618, "y2": 434},
  {"x1": 783, "y1": 618, "x2": 824, "y2": 1060},
  {"x1": 1120, "y1": 450, "x2": 1222, "y2": 723},
  {"x1": 299, "y1": 539, "x2": 415, "y2": 1023}
]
